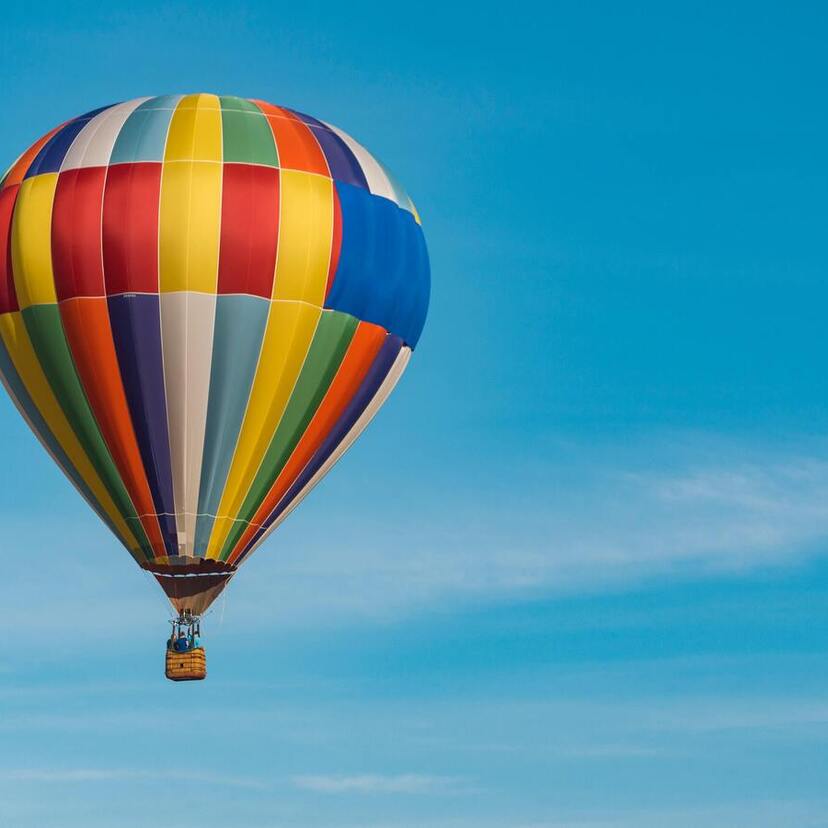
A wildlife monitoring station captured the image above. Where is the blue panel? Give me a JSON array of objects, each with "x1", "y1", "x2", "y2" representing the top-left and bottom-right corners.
[
  {"x1": 108, "y1": 294, "x2": 178, "y2": 556},
  {"x1": 193, "y1": 294, "x2": 269, "y2": 556},
  {"x1": 24, "y1": 106, "x2": 114, "y2": 178},
  {"x1": 288, "y1": 109, "x2": 369, "y2": 190},
  {"x1": 110, "y1": 96, "x2": 182, "y2": 164},
  {"x1": 325, "y1": 182, "x2": 430, "y2": 347},
  {"x1": 136, "y1": 95, "x2": 183, "y2": 111}
]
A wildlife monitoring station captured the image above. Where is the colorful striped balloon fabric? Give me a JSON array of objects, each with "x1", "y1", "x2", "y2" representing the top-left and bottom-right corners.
[{"x1": 0, "y1": 94, "x2": 429, "y2": 614}]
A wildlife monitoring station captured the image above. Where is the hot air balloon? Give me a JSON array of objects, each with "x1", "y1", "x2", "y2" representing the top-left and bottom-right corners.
[{"x1": 0, "y1": 94, "x2": 429, "y2": 680}]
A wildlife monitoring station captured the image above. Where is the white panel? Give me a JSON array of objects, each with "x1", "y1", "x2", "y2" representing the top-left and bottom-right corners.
[
  {"x1": 322, "y1": 122, "x2": 398, "y2": 202},
  {"x1": 60, "y1": 98, "x2": 149, "y2": 170},
  {"x1": 160, "y1": 292, "x2": 217, "y2": 556},
  {"x1": 323, "y1": 122, "x2": 418, "y2": 219},
  {"x1": 238, "y1": 346, "x2": 412, "y2": 564},
  {"x1": 376, "y1": 158, "x2": 418, "y2": 218}
]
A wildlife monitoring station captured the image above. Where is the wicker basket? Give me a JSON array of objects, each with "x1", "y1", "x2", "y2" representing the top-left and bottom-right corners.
[{"x1": 165, "y1": 646, "x2": 207, "y2": 681}]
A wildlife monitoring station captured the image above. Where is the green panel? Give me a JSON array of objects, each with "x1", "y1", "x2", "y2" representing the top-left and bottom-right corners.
[
  {"x1": 194, "y1": 295, "x2": 270, "y2": 556},
  {"x1": 220, "y1": 96, "x2": 279, "y2": 166},
  {"x1": 0, "y1": 331, "x2": 135, "y2": 555},
  {"x1": 219, "y1": 311, "x2": 358, "y2": 560},
  {"x1": 219, "y1": 96, "x2": 262, "y2": 113},
  {"x1": 21, "y1": 304, "x2": 154, "y2": 560}
]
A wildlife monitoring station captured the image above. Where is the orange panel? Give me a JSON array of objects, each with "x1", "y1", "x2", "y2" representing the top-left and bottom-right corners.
[
  {"x1": 59, "y1": 297, "x2": 167, "y2": 557},
  {"x1": 252, "y1": 100, "x2": 330, "y2": 177},
  {"x1": 227, "y1": 321, "x2": 386, "y2": 563},
  {"x1": 1, "y1": 124, "x2": 64, "y2": 190}
]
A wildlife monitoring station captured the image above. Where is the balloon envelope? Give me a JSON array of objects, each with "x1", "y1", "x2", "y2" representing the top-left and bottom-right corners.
[{"x1": 0, "y1": 94, "x2": 429, "y2": 614}]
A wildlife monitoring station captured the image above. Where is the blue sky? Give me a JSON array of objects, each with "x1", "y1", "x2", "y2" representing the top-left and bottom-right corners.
[{"x1": 2, "y1": 1, "x2": 828, "y2": 825}]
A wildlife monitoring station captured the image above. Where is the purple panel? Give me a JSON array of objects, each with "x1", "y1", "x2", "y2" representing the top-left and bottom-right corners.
[
  {"x1": 25, "y1": 106, "x2": 114, "y2": 178},
  {"x1": 287, "y1": 109, "x2": 369, "y2": 190},
  {"x1": 107, "y1": 294, "x2": 178, "y2": 556},
  {"x1": 235, "y1": 334, "x2": 403, "y2": 564}
]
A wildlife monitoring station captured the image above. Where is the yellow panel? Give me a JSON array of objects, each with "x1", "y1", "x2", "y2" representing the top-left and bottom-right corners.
[
  {"x1": 159, "y1": 161, "x2": 222, "y2": 293},
  {"x1": 11, "y1": 174, "x2": 58, "y2": 309},
  {"x1": 0, "y1": 312, "x2": 142, "y2": 555},
  {"x1": 164, "y1": 94, "x2": 222, "y2": 162},
  {"x1": 176, "y1": 92, "x2": 221, "y2": 110},
  {"x1": 204, "y1": 300, "x2": 321, "y2": 559},
  {"x1": 272, "y1": 171, "x2": 333, "y2": 306}
]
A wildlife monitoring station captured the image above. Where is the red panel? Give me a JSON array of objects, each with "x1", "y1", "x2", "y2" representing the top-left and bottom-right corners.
[
  {"x1": 59, "y1": 297, "x2": 168, "y2": 558},
  {"x1": 0, "y1": 185, "x2": 20, "y2": 313},
  {"x1": 325, "y1": 184, "x2": 342, "y2": 301},
  {"x1": 102, "y1": 163, "x2": 162, "y2": 295},
  {"x1": 227, "y1": 321, "x2": 387, "y2": 563},
  {"x1": 252, "y1": 100, "x2": 330, "y2": 177},
  {"x1": 217, "y1": 164, "x2": 280, "y2": 298},
  {"x1": 52, "y1": 168, "x2": 107, "y2": 300}
]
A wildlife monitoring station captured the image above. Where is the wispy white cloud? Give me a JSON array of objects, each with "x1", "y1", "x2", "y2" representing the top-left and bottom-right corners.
[
  {"x1": 0, "y1": 768, "x2": 268, "y2": 790},
  {"x1": 0, "y1": 767, "x2": 466, "y2": 798},
  {"x1": 290, "y1": 773, "x2": 463, "y2": 794},
  {"x1": 2, "y1": 769, "x2": 133, "y2": 782},
  {"x1": 548, "y1": 744, "x2": 664, "y2": 759},
  {"x1": 226, "y1": 434, "x2": 828, "y2": 624},
  {"x1": 4, "y1": 433, "x2": 828, "y2": 633},
  {"x1": 502, "y1": 798, "x2": 828, "y2": 828},
  {"x1": 639, "y1": 696, "x2": 828, "y2": 733},
  {"x1": 233, "y1": 798, "x2": 828, "y2": 828}
]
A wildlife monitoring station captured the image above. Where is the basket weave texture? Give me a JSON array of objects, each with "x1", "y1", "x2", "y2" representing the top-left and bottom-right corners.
[{"x1": 165, "y1": 646, "x2": 207, "y2": 681}]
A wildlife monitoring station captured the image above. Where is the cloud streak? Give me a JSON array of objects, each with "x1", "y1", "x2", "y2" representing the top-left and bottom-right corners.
[
  {"x1": 0, "y1": 768, "x2": 464, "y2": 798},
  {"x1": 227, "y1": 434, "x2": 828, "y2": 624},
  {"x1": 4, "y1": 432, "x2": 828, "y2": 631},
  {"x1": 0, "y1": 768, "x2": 268, "y2": 790},
  {"x1": 290, "y1": 773, "x2": 463, "y2": 794}
]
